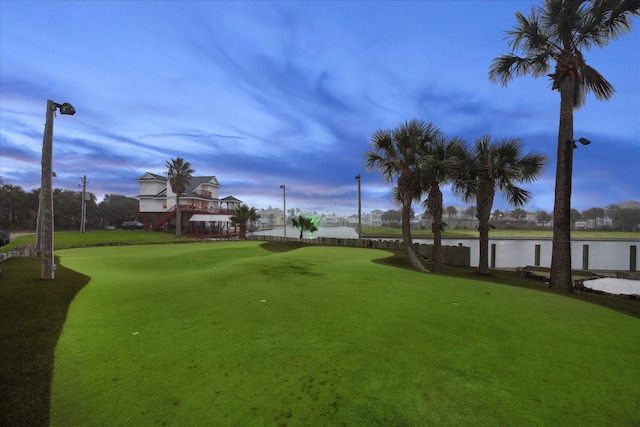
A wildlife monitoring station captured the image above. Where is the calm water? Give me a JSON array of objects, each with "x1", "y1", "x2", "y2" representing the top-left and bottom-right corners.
[{"x1": 253, "y1": 227, "x2": 639, "y2": 270}]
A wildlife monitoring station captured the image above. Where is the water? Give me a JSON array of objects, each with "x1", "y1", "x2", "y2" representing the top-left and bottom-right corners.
[
  {"x1": 414, "y1": 238, "x2": 638, "y2": 271},
  {"x1": 253, "y1": 227, "x2": 638, "y2": 271}
]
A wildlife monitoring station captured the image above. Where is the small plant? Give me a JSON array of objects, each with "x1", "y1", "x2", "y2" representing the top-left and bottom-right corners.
[{"x1": 290, "y1": 215, "x2": 318, "y2": 239}]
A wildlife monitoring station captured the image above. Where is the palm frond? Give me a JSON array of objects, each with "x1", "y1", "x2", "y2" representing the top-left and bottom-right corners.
[
  {"x1": 502, "y1": 183, "x2": 532, "y2": 207},
  {"x1": 582, "y1": 63, "x2": 616, "y2": 100},
  {"x1": 581, "y1": 0, "x2": 640, "y2": 47},
  {"x1": 491, "y1": 0, "x2": 638, "y2": 99}
]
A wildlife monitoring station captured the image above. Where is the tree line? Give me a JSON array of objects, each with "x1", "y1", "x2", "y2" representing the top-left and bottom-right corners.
[
  {"x1": 380, "y1": 205, "x2": 640, "y2": 232},
  {"x1": 0, "y1": 182, "x2": 139, "y2": 231}
]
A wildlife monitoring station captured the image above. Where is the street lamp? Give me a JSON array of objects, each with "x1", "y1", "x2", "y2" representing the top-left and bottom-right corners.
[
  {"x1": 280, "y1": 185, "x2": 286, "y2": 239},
  {"x1": 570, "y1": 137, "x2": 592, "y2": 149},
  {"x1": 355, "y1": 174, "x2": 361, "y2": 239},
  {"x1": 39, "y1": 99, "x2": 75, "y2": 279}
]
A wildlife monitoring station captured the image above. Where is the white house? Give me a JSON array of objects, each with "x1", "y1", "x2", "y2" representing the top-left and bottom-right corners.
[
  {"x1": 136, "y1": 172, "x2": 242, "y2": 235},
  {"x1": 369, "y1": 210, "x2": 384, "y2": 227}
]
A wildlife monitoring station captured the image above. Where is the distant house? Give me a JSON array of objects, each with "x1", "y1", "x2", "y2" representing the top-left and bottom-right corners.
[
  {"x1": 319, "y1": 214, "x2": 338, "y2": 227},
  {"x1": 136, "y1": 172, "x2": 242, "y2": 236},
  {"x1": 369, "y1": 210, "x2": 383, "y2": 227},
  {"x1": 256, "y1": 207, "x2": 283, "y2": 228}
]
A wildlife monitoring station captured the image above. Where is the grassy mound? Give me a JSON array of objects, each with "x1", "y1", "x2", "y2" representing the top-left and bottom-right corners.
[{"x1": 42, "y1": 241, "x2": 639, "y2": 426}]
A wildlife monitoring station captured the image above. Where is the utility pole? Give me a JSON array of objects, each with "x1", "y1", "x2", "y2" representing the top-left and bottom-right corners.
[
  {"x1": 356, "y1": 174, "x2": 361, "y2": 239},
  {"x1": 40, "y1": 100, "x2": 55, "y2": 278},
  {"x1": 39, "y1": 99, "x2": 75, "y2": 279},
  {"x1": 80, "y1": 175, "x2": 87, "y2": 233},
  {"x1": 280, "y1": 185, "x2": 286, "y2": 239}
]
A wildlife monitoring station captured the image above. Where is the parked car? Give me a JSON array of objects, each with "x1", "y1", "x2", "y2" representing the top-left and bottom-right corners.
[
  {"x1": 0, "y1": 227, "x2": 9, "y2": 246},
  {"x1": 121, "y1": 221, "x2": 144, "y2": 230}
]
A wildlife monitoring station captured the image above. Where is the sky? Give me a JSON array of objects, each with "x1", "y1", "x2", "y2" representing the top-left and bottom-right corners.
[{"x1": 1, "y1": 1, "x2": 638, "y2": 217}]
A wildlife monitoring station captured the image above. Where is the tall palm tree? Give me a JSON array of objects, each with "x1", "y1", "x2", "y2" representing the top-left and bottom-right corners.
[
  {"x1": 457, "y1": 136, "x2": 547, "y2": 274},
  {"x1": 420, "y1": 136, "x2": 466, "y2": 273},
  {"x1": 230, "y1": 204, "x2": 261, "y2": 240},
  {"x1": 165, "y1": 157, "x2": 195, "y2": 238},
  {"x1": 365, "y1": 119, "x2": 442, "y2": 273},
  {"x1": 489, "y1": 0, "x2": 639, "y2": 291},
  {"x1": 290, "y1": 215, "x2": 318, "y2": 239}
]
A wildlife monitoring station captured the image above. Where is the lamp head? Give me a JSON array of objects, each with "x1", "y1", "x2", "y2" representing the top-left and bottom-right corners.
[
  {"x1": 58, "y1": 102, "x2": 76, "y2": 115},
  {"x1": 355, "y1": 174, "x2": 361, "y2": 180},
  {"x1": 569, "y1": 137, "x2": 592, "y2": 149},
  {"x1": 280, "y1": 185, "x2": 285, "y2": 189}
]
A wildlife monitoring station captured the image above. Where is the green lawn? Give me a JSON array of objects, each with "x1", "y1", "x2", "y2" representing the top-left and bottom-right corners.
[
  {"x1": 40, "y1": 241, "x2": 639, "y2": 426},
  {"x1": 1, "y1": 230, "x2": 200, "y2": 252}
]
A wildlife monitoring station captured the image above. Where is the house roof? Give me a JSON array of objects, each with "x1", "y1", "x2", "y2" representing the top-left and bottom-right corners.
[
  {"x1": 185, "y1": 176, "x2": 219, "y2": 197},
  {"x1": 136, "y1": 172, "x2": 242, "y2": 203},
  {"x1": 136, "y1": 172, "x2": 167, "y2": 182}
]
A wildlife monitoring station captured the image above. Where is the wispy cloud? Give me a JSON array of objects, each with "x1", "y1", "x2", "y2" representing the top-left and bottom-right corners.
[{"x1": 1, "y1": 1, "x2": 637, "y2": 215}]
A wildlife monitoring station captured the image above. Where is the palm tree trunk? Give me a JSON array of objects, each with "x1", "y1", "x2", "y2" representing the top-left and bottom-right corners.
[
  {"x1": 175, "y1": 195, "x2": 182, "y2": 238},
  {"x1": 402, "y1": 199, "x2": 428, "y2": 273},
  {"x1": 476, "y1": 185, "x2": 494, "y2": 274},
  {"x1": 549, "y1": 78, "x2": 574, "y2": 292},
  {"x1": 428, "y1": 185, "x2": 444, "y2": 273}
]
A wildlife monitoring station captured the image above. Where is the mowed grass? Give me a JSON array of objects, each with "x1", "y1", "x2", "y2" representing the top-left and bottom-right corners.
[
  {"x1": 49, "y1": 241, "x2": 640, "y2": 426},
  {"x1": 1, "y1": 230, "x2": 199, "y2": 252}
]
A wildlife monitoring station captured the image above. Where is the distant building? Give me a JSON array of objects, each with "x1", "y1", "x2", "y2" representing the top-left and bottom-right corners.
[
  {"x1": 369, "y1": 210, "x2": 383, "y2": 227},
  {"x1": 256, "y1": 207, "x2": 283, "y2": 228},
  {"x1": 319, "y1": 214, "x2": 338, "y2": 227}
]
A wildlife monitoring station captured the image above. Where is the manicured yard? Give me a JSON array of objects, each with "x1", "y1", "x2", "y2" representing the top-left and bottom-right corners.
[{"x1": 40, "y1": 241, "x2": 640, "y2": 426}]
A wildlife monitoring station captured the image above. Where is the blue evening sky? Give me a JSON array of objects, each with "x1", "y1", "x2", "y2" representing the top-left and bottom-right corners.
[{"x1": 1, "y1": 1, "x2": 638, "y2": 216}]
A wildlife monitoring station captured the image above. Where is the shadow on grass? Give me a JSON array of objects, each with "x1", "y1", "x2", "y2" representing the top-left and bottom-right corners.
[
  {"x1": 0, "y1": 257, "x2": 90, "y2": 427},
  {"x1": 373, "y1": 247, "x2": 640, "y2": 319},
  {"x1": 259, "y1": 241, "x2": 312, "y2": 252},
  {"x1": 262, "y1": 242, "x2": 640, "y2": 319}
]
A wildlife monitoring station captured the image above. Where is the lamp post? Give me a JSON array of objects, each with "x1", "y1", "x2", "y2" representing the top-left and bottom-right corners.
[
  {"x1": 280, "y1": 185, "x2": 286, "y2": 239},
  {"x1": 39, "y1": 99, "x2": 75, "y2": 279},
  {"x1": 355, "y1": 174, "x2": 361, "y2": 239},
  {"x1": 80, "y1": 175, "x2": 87, "y2": 233},
  {"x1": 570, "y1": 137, "x2": 591, "y2": 149}
]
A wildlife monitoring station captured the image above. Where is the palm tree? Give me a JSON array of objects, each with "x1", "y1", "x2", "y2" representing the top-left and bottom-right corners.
[
  {"x1": 230, "y1": 204, "x2": 261, "y2": 240},
  {"x1": 290, "y1": 215, "x2": 318, "y2": 239},
  {"x1": 489, "y1": 0, "x2": 639, "y2": 291},
  {"x1": 421, "y1": 136, "x2": 466, "y2": 273},
  {"x1": 457, "y1": 136, "x2": 547, "y2": 274},
  {"x1": 165, "y1": 157, "x2": 195, "y2": 238},
  {"x1": 365, "y1": 119, "x2": 442, "y2": 272}
]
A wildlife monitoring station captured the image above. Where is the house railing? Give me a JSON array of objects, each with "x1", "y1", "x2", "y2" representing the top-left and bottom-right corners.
[{"x1": 149, "y1": 205, "x2": 237, "y2": 232}]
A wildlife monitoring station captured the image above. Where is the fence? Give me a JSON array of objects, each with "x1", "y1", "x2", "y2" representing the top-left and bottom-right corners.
[
  {"x1": 0, "y1": 245, "x2": 37, "y2": 263},
  {"x1": 247, "y1": 235, "x2": 470, "y2": 267}
]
